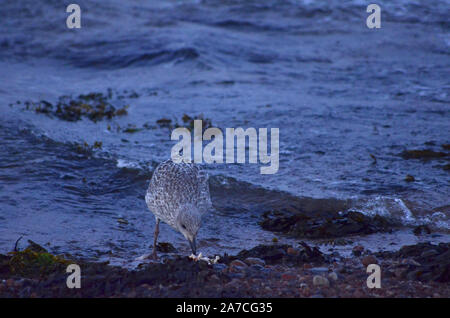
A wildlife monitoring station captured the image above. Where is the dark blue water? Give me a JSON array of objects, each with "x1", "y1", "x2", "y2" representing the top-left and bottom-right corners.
[{"x1": 0, "y1": 0, "x2": 449, "y2": 265}]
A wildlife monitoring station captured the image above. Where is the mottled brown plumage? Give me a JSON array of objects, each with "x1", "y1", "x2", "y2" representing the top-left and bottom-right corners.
[{"x1": 145, "y1": 159, "x2": 212, "y2": 258}]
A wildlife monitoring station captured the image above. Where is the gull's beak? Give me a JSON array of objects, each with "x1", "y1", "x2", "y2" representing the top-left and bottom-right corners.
[{"x1": 189, "y1": 237, "x2": 197, "y2": 255}]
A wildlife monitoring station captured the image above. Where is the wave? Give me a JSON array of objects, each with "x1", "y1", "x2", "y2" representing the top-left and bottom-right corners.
[{"x1": 63, "y1": 47, "x2": 200, "y2": 69}]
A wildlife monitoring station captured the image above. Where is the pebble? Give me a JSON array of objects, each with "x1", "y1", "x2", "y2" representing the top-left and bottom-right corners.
[
  {"x1": 313, "y1": 275, "x2": 330, "y2": 287},
  {"x1": 6, "y1": 279, "x2": 15, "y2": 288},
  {"x1": 213, "y1": 263, "x2": 227, "y2": 273},
  {"x1": 229, "y1": 260, "x2": 248, "y2": 273},
  {"x1": 401, "y1": 259, "x2": 421, "y2": 266},
  {"x1": 244, "y1": 257, "x2": 265, "y2": 266},
  {"x1": 421, "y1": 249, "x2": 438, "y2": 258},
  {"x1": 328, "y1": 272, "x2": 338, "y2": 281},
  {"x1": 287, "y1": 247, "x2": 299, "y2": 256},
  {"x1": 230, "y1": 260, "x2": 247, "y2": 268},
  {"x1": 404, "y1": 175, "x2": 415, "y2": 182},
  {"x1": 361, "y1": 255, "x2": 377, "y2": 267},
  {"x1": 281, "y1": 273, "x2": 296, "y2": 281},
  {"x1": 352, "y1": 245, "x2": 364, "y2": 256}
]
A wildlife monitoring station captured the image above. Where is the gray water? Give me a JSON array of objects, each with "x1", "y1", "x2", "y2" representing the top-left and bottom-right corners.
[{"x1": 0, "y1": 0, "x2": 449, "y2": 264}]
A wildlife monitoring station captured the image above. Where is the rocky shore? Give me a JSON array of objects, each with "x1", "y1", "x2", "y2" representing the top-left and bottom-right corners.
[{"x1": 0, "y1": 240, "x2": 448, "y2": 298}]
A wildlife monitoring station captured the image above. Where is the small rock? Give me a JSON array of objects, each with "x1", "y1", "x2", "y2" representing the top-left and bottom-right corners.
[
  {"x1": 413, "y1": 225, "x2": 431, "y2": 236},
  {"x1": 328, "y1": 272, "x2": 338, "y2": 281},
  {"x1": 213, "y1": 263, "x2": 227, "y2": 273},
  {"x1": 230, "y1": 259, "x2": 248, "y2": 269},
  {"x1": 361, "y1": 255, "x2": 377, "y2": 267},
  {"x1": 352, "y1": 245, "x2": 364, "y2": 256},
  {"x1": 156, "y1": 242, "x2": 177, "y2": 253},
  {"x1": 313, "y1": 275, "x2": 330, "y2": 287},
  {"x1": 244, "y1": 257, "x2": 265, "y2": 266},
  {"x1": 401, "y1": 259, "x2": 421, "y2": 266},
  {"x1": 287, "y1": 247, "x2": 299, "y2": 256},
  {"x1": 6, "y1": 279, "x2": 15, "y2": 288},
  {"x1": 405, "y1": 175, "x2": 415, "y2": 182},
  {"x1": 208, "y1": 274, "x2": 220, "y2": 284},
  {"x1": 281, "y1": 273, "x2": 296, "y2": 281},
  {"x1": 420, "y1": 249, "x2": 439, "y2": 258},
  {"x1": 303, "y1": 263, "x2": 312, "y2": 270}
]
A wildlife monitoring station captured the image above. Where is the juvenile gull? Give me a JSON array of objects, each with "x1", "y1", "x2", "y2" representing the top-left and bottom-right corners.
[{"x1": 145, "y1": 159, "x2": 212, "y2": 259}]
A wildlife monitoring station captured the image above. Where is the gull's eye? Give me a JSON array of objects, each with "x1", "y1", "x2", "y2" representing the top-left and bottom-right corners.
[{"x1": 181, "y1": 224, "x2": 187, "y2": 229}]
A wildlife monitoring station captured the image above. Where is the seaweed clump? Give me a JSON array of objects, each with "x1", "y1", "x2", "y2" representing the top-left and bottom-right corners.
[
  {"x1": 156, "y1": 114, "x2": 213, "y2": 131},
  {"x1": 24, "y1": 92, "x2": 129, "y2": 122},
  {"x1": 3, "y1": 240, "x2": 71, "y2": 278},
  {"x1": 260, "y1": 210, "x2": 397, "y2": 239},
  {"x1": 400, "y1": 149, "x2": 448, "y2": 160},
  {"x1": 234, "y1": 242, "x2": 326, "y2": 266}
]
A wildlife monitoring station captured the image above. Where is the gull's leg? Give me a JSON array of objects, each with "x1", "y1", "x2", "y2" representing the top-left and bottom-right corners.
[{"x1": 152, "y1": 218, "x2": 160, "y2": 259}]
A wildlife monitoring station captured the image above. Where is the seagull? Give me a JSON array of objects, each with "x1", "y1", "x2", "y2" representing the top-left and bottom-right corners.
[{"x1": 145, "y1": 159, "x2": 212, "y2": 259}]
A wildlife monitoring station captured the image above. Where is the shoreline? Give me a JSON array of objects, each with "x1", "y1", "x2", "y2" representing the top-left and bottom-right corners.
[{"x1": 1, "y1": 239, "x2": 448, "y2": 298}]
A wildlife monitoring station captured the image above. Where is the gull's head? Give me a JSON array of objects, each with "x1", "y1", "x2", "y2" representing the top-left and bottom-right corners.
[{"x1": 175, "y1": 204, "x2": 202, "y2": 255}]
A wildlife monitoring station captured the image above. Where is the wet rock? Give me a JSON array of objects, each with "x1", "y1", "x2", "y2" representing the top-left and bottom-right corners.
[
  {"x1": 352, "y1": 245, "x2": 364, "y2": 256},
  {"x1": 413, "y1": 225, "x2": 432, "y2": 235},
  {"x1": 394, "y1": 243, "x2": 450, "y2": 282},
  {"x1": 401, "y1": 259, "x2": 421, "y2": 266},
  {"x1": 212, "y1": 263, "x2": 227, "y2": 273},
  {"x1": 243, "y1": 257, "x2": 265, "y2": 266},
  {"x1": 313, "y1": 275, "x2": 329, "y2": 287},
  {"x1": 400, "y1": 149, "x2": 447, "y2": 160},
  {"x1": 235, "y1": 242, "x2": 325, "y2": 266},
  {"x1": 281, "y1": 273, "x2": 296, "y2": 281},
  {"x1": 287, "y1": 247, "x2": 299, "y2": 256},
  {"x1": 230, "y1": 260, "x2": 247, "y2": 270},
  {"x1": 156, "y1": 118, "x2": 172, "y2": 127},
  {"x1": 421, "y1": 249, "x2": 439, "y2": 258},
  {"x1": 156, "y1": 242, "x2": 177, "y2": 253},
  {"x1": 361, "y1": 255, "x2": 377, "y2": 267},
  {"x1": 328, "y1": 272, "x2": 338, "y2": 281},
  {"x1": 405, "y1": 175, "x2": 415, "y2": 182},
  {"x1": 260, "y1": 210, "x2": 397, "y2": 239}
]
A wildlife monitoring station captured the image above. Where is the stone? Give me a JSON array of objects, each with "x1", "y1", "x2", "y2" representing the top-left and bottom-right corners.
[
  {"x1": 361, "y1": 255, "x2": 377, "y2": 267},
  {"x1": 230, "y1": 260, "x2": 247, "y2": 268},
  {"x1": 281, "y1": 273, "x2": 296, "y2": 281},
  {"x1": 328, "y1": 272, "x2": 338, "y2": 281},
  {"x1": 244, "y1": 257, "x2": 265, "y2": 266},
  {"x1": 405, "y1": 175, "x2": 415, "y2": 182},
  {"x1": 352, "y1": 245, "x2": 364, "y2": 256},
  {"x1": 421, "y1": 249, "x2": 439, "y2": 258},
  {"x1": 287, "y1": 247, "x2": 299, "y2": 256},
  {"x1": 313, "y1": 275, "x2": 330, "y2": 287},
  {"x1": 303, "y1": 263, "x2": 312, "y2": 270}
]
